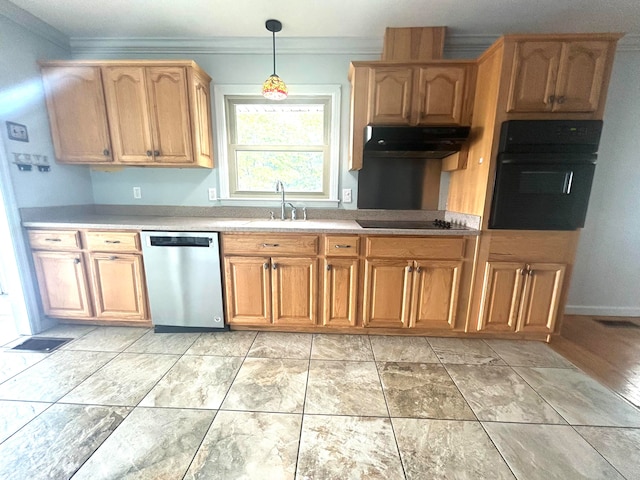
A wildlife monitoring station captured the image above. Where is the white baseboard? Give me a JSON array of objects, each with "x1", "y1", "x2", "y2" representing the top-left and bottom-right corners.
[{"x1": 564, "y1": 305, "x2": 640, "y2": 317}]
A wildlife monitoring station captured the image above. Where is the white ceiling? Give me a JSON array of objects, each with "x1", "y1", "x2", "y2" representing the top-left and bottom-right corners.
[{"x1": 5, "y1": 0, "x2": 640, "y2": 40}]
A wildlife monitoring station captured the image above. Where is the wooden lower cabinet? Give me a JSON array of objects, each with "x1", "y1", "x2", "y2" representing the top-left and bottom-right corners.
[
  {"x1": 31, "y1": 251, "x2": 93, "y2": 318},
  {"x1": 29, "y1": 228, "x2": 149, "y2": 324},
  {"x1": 89, "y1": 253, "x2": 147, "y2": 320},
  {"x1": 362, "y1": 259, "x2": 412, "y2": 328},
  {"x1": 478, "y1": 261, "x2": 565, "y2": 334},
  {"x1": 223, "y1": 255, "x2": 318, "y2": 326},
  {"x1": 322, "y1": 258, "x2": 359, "y2": 327},
  {"x1": 411, "y1": 260, "x2": 462, "y2": 329}
]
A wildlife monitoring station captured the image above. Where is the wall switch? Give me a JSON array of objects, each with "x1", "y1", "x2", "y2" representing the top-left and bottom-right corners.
[
  {"x1": 208, "y1": 188, "x2": 217, "y2": 201},
  {"x1": 342, "y1": 188, "x2": 352, "y2": 203},
  {"x1": 133, "y1": 187, "x2": 141, "y2": 199}
]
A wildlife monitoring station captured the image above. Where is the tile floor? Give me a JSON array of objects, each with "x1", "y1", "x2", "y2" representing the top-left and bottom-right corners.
[{"x1": 0, "y1": 326, "x2": 639, "y2": 479}]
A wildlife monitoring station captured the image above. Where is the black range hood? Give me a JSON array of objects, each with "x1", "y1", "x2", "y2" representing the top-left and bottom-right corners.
[{"x1": 363, "y1": 125, "x2": 470, "y2": 159}]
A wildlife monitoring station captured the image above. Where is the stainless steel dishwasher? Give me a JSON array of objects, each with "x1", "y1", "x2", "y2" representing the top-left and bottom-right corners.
[{"x1": 140, "y1": 231, "x2": 227, "y2": 332}]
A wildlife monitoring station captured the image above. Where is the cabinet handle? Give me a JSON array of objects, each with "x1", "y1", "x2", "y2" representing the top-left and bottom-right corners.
[
  {"x1": 326, "y1": 264, "x2": 331, "y2": 271},
  {"x1": 521, "y1": 268, "x2": 528, "y2": 276},
  {"x1": 45, "y1": 238, "x2": 62, "y2": 242},
  {"x1": 416, "y1": 266, "x2": 422, "y2": 273},
  {"x1": 557, "y1": 96, "x2": 565, "y2": 105},
  {"x1": 263, "y1": 262, "x2": 269, "y2": 270},
  {"x1": 146, "y1": 150, "x2": 153, "y2": 157},
  {"x1": 103, "y1": 149, "x2": 110, "y2": 156},
  {"x1": 104, "y1": 240, "x2": 121, "y2": 244},
  {"x1": 407, "y1": 266, "x2": 413, "y2": 273},
  {"x1": 97, "y1": 256, "x2": 118, "y2": 260},
  {"x1": 334, "y1": 245, "x2": 352, "y2": 249},
  {"x1": 74, "y1": 258, "x2": 81, "y2": 264},
  {"x1": 262, "y1": 243, "x2": 280, "y2": 248},
  {"x1": 528, "y1": 269, "x2": 535, "y2": 276},
  {"x1": 272, "y1": 263, "x2": 278, "y2": 270},
  {"x1": 547, "y1": 95, "x2": 555, "y2": 104},
  {"x1": 153, "y1": 150, "x2": 160, "y2": 156}
]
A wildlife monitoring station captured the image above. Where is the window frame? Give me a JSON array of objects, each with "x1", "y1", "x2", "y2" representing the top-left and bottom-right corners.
[{"x1": 214, "y1": 84, "x2": 341, "y2": 203}]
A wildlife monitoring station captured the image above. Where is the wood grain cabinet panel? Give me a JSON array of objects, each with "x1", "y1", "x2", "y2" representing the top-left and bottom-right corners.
[
  {"x1": 477, "y1": 262, "x2": 524, "y2": 332},
  {"x1": 323, "y1": 258, "x2": 359, "y2": 327},
  {"x1": 517, "y1": 263, "x2": 566, "y2": 334},
  {"x1": 40, "y1": 66, "x2": 112, "y2": 164},
  {"x1": 415, "y1": 66, "x2": 470, "y2": 125},
  {"x1": 223, "y1": 256, "x2": 272, "y2": 325},
  {"x1": 31, "y1": 251, "x2": 93, "y2": 318},
  {"x1": 89, "y1": 253, "x2": 147, "y2": 320},
  {"x1": 411, "y1": 260, "x2": 462, "y2": 329},
  {"x1": 40, "y1": 60, "x2": 213, "y2": 168},
  {"x1": 507, "y1": 38, "x2": 616, "y2": 114},
  {"x1": 362, "y1": 259, "x2": 413, "y2": 328},
  {"x1": 272, "y1": 257, "x2": 318, "y2": 326},
  {"x1": 369, "y1": 66, "x2": 414, "y2": 124}
]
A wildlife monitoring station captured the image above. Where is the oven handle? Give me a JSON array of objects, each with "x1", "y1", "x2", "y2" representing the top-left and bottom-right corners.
[
  {"x1": 563, "y1": 171, "x2": 574, "y2": 195},
  {"x1": 498, "y1": 152, "x2": 597, "y2": 164}
]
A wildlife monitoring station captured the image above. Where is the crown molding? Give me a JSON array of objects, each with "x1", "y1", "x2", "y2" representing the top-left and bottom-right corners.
[{"x1": 0, "y1": 0, "x2": 69, "y2": 50}]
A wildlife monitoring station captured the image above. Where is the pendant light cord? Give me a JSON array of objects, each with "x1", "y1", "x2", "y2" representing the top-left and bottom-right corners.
[{"x1": 272, "y1": 31, "x2": 277, "y2": 75}]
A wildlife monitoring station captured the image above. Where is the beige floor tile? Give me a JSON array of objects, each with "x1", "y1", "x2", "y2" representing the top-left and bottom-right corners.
[
  {"x1": 483, "y1": 422, "x2": 625, "y2": 480},
  {"x1": 379, "y1": 362, "x2": 475, "y2": 420},
  {"x1": 485, "y1": 339, "x2": 575, "y2": 368},
  {"x1": 428, "y1": 337, "x2": 506, "y2": 365},
  {"x1": 185, "y1": 411, "x2": 301, "y2": 480},
  {"x1": 248, "y1": 332, "x2": 312, "y2": 359},
  {"x1": 575, "y1": 426, "x2": 640, "y2": 479},
  {"x1": 393, "y1": 418, "x2": 515, "y2": 479},
  {"x1": 446, "y1": 364, "x2": 566, "y2": 423},
  {"x1": 310, "y1": 334, "x2": 373, "y2": 361},
  {"x1": 186, "y1": 331, "x2": 257, "y2": 356},
  {"x1": 62, "y1": 326, "x2": 149, "y2": 352},
  {"x1": 221, "y1": 358, "x2": 308, "y2": 413},
  {"x1": 516, "y1": 366, "x2": 640, "y2": 426},
  {"x1": 125, "y1": 330, "x2": 201, "y2": 354},
  {"x1": 297, "y1": 415, "x2": 404, "y2": 480},
  {"x1": 305, "y1": 360, "x2": 387, "y2": 416},
  {"x1": 0, "y1": 400, "x2": 50, "y2": 443},
  {"x1": 370, "y1": 335, "x2": 439, "y2": 363},
  {"x1": 0, "y1": 350, "x2": 49, "y2": 384},
  {"x1": 73, "y1": 407, "x2": 213, "y2": 480},
  {"x1": 140, "y1": 355, "x2": 243, "y2": 409}
]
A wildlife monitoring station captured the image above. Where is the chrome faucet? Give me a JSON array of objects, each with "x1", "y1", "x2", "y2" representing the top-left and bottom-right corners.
[
  {"x1": 275, "y1": 180, "x2": 286, "y2": 220},
  {"x1": 286, "y1": 202, "x2": 297, "y2": 220}
]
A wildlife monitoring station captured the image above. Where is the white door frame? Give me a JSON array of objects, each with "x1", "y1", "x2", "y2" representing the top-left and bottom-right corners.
[{"x1": 0, "y1": 133, "x2": 45, "y2": 335}]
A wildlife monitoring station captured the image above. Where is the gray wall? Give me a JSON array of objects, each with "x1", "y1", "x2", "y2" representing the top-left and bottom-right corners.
[
  {"x1": 0, "y1": 15, "x2": 93, "y2": 208},
  {"x1": 565, "y1": 50, "x2": 640, "y2": 316}
]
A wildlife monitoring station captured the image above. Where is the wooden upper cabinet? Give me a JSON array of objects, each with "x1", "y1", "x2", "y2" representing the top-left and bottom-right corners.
[
  {"x1": 369, "y1": 67, "x2": 414, "y2": 124},
  {"x1": 103, "y1": 66, "x2": 154, "y2": 164},
  {"x1": 40, "y1": 66, "x2": 112, "y2": 164},
  {"x1": 40, "y1": 60, "x2": 213, "y2": 168},
  {"x1": 506, "y1": 37, "x2": 619, "y2": 114},
  {"x1": 146, "y1": 67, "x2": 193, "y2": 164},
  {"x1": 348, "y1": 61, "x2": 475, "y2": 170}
]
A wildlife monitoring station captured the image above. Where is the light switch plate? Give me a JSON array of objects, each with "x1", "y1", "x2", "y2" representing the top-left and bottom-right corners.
[
  {"x1": 133, "y1": 187, "x2": 141, "y2": 199},
  {"x1": 208, "y1": 188, "x2": 217, "y2": 201},
  {"x1": 342, "y1": 188, "x2": 352, "y2": 203}
]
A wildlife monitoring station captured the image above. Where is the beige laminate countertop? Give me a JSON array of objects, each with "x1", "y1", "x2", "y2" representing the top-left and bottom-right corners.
[{"x1": 22, "y1": 213, "x2": 480, "y2": 236}]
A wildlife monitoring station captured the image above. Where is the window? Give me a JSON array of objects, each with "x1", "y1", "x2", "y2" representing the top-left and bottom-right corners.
[{"x1": 215, "y1": 85, "x2": 340, "y2": 202}]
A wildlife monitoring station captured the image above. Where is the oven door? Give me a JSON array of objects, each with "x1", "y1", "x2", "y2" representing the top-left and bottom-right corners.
[{"x1": 489, "y1": 153, "x2": 597, "y2": 230}]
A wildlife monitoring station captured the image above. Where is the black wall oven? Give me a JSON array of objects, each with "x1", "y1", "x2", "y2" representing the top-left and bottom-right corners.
[{"x1": 489, "y1": 120, "x2": 603, "y2": 230}]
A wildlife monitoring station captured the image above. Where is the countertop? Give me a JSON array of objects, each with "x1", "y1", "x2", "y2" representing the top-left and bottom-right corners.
[{"x1": 21, "y1": 211, "x2": 480, "y2": 236}]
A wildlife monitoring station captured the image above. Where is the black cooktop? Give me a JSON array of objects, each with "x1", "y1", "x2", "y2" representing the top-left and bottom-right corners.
[{"x1": 356, "y1": 219, "x2": 467, "y2": 230}]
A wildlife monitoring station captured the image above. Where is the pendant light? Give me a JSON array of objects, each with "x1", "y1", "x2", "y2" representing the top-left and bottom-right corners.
[{"x1": 262, "y1": 19, "x2": 288, "y2": 100}]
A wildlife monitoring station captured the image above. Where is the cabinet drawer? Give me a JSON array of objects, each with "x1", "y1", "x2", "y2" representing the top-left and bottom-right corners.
[
  {"x1": 84, "y1": 231, "x2": 140, "y2": 252},
  {"x1": 324, "y1": 236, "x2": 359, "y2": 257},
  {"x1": 28, "y1": 230, "x2": 81, "y2": 250},
  {"x1": 222, "y1": 233, "x2": 319, "y2": 255},
  {"x1": 365, "y1": 236, "x2": 465, "y2": 259}
]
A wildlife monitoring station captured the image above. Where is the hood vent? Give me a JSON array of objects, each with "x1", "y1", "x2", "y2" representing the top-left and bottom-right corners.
[{"x1": 363, "y1": 125, "x2": 470, "y2": 159}]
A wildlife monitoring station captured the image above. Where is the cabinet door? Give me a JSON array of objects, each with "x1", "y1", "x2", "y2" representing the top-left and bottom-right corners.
[
  {"x1": 369, "y1": 67, "x2": 414, "y2": 125},
  {"x1": 554, "y1": 41, "x2": 610, "y2": 113},
  {"x1": 89, "y1": 253, "x2": 147, "y2": 320},
  {"x1": 32, "y1": 251, "x2": 92, "y2": 318},
  {"x1": 146, "y1": 67, "x2": 193, "y2": 164},
  {"x1": 517, "y1": 263, "x2": 566, "y2": 334},
  {"x1": 41, "y1": 66, "x2": 112, "y2": 163},
  {"x1": 411, "y1": 261, "x2": 461, "y2": 329},
  {"x1": 477, "y1": 262, "x2": 525, "y2": 332},
  {"x1": 414, "y1": 66, "x2": 468, "y2": 125},
  {"x1": 362, "y1": 259, "x2": 412, "y2": 328},
  {"x1": 224, "y1": 257, "x2": 271, "y2": 325},
  {"x1": 323, "y1": 258, "x2": 359, "y2": 327},
  {"x1": 272, "y1": 257, "x2": 318, "y2": 326},
  {"x1": 506, "y1": 41, "x2": 562, "y2": 113},
  {"x1": 189, "y1": 68, "x2": 214, "y2": 167},
  {"x1": 103, "y1": 66, "x2": 154, "y2": 164}
]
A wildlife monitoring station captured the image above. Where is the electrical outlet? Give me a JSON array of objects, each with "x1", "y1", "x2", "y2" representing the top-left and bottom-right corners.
[
  {"x1": 208, "y1": 188, "x2": 217, "y2": 201},
  {"x1": 133, "y1": 187, "x2": 141, "y2": 199},
  {"x1": 342, "y1": 188, "x2": 352, "y2": 203}
]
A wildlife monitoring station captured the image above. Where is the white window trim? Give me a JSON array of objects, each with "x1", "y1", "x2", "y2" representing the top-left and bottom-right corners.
[{"x1": 214, "y1": 84, "x2": 341, "y2": 206}]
